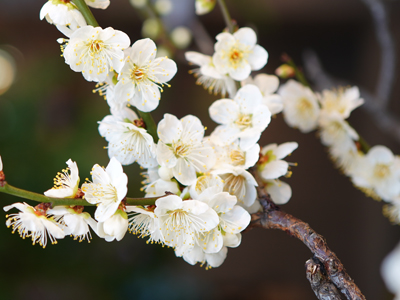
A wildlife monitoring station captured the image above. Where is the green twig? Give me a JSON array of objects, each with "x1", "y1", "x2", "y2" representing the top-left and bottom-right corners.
[
  {"x1": 0, "y1": 183, "x2": 158, "y2": 207},
  {"x1": 138, "y1": 111, "x2": 159, "y2": 143},
  {"x1": 217, "y1": 0, "x2": 234, "y2": 33},
  {"x1": 73, "y1": 0, "x2": 99, "y2": 27}
]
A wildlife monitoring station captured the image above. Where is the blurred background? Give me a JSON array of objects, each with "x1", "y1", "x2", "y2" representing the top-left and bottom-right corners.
[{"x1": 0, "y1": 0, "x2": 400, "y2": 299}]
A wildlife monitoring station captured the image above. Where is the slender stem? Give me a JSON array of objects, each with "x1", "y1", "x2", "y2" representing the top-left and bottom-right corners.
[
  {"x1": 73, "y1": 0, "x2": 99, "y2": 27},
  {"x1": 74, "y1": 0, "x2": 160, "y2": 144},
  {"x1": 217, "y1": 0, "x2": 234, "y2": 33},
  {"x1": 138, "y1": 111, "x2": 159, "y2": 143},
  {"x1": 0, "y1": 183, "x2": 158, "y2": 207},
  {"x1": 286, "y1": 57, "x2": 311, "y2": 88}
]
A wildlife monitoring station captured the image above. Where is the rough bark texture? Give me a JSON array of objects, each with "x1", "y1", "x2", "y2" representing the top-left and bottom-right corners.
[
  {"x1": 306, "y1": 257, "x2": 347, "y2": 300},
  {"x1": 251, "y1": 195, "x2": 366, "y2": 300}
]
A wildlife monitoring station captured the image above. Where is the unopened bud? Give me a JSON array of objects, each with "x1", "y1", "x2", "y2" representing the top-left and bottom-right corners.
[
  {"x1": 275, "y1": 64, "x2": 295, "y2": 79},
  {"x1": 130, "y1": 0, "x2": 147, "y2": 8},
  {"x1": 142, "y1": 18, "x2": 161, "y2": 40},
  {"x1": 171, "y1": 26, "x2": 192, "y2": 49},
  {"x1": 155, "y1": 0, "x2": 172, "y2": 15}
]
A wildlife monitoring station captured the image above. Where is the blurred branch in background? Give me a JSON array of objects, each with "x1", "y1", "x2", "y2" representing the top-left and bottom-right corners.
[{"x1": 303, "y1": 0, "x2": 400, "y2": 142}]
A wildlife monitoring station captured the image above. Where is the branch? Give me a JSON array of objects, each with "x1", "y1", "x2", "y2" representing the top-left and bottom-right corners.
[
  {"x1": 0, "y1": 182, "x2": 158, "y2": 207},
  {"x1": 249, "y1": 168, "x2": 365, "y2": 300},
  {"x1": 306, "y1": 257, "x2": 347, "y2": 300},
  {"x1": 360, "y1": 0, "x2": 396, "y2": 108},
  {"x1": 250, "y1": 195, "x2": 366, "y2": 300}
]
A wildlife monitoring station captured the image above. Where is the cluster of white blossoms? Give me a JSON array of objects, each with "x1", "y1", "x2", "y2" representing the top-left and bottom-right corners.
[{"x1": 278, "y1": 80, "x2": 400, "y2": 223}]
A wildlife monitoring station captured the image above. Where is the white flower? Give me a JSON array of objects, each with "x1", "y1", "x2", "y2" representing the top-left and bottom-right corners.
[
  {"x1": 182, "y1": 244, "x2": 228, "y2": 269},
  {"x1": 85, "y1": 0, "x2": 110, "y2": 9},
  {"x1": 98, "y1": 107, "x2": 157, "y2": 168},
  {"x1": 40, "y1": 1, "x2": 86, "y2": 28},
  {"x1": 81, "y1": 157, "x2": 128, "y2": 222},
  {"x1": 195, "y1": 0, "x2": 216, "y2": 15},
  {"x1": 4, "y1": 202, "x2": 65, "y2": 247},
  {"x1": 156, "y1": 114, "x2": 216, "y2": 186},
  {"x1": 318, "y1": 114, "x2": 360, "y2": 174},
  {"x1": 127, "y1": 205, "x2": 164, "y2": 244},
  {"x1": 264, "y1": 179, "x2": 292, "y2": 205},
  {"x1": 214, "y1": 141, "x2": 260, "y2": 170},
  {"x1": 44, "y1": 159, "x2": 80, "y2": 198},
  {"x1": 210, "y1": 84, "x2": 271, "y2": 150},
  {"x1": 62, "y1": 26, "x2": 130, "y2": 82},
  {"x1": 318, "y1": 114, "x2": 359, "y2": 148},
  {"x1": 47, "y1": 206, "x2": 97, "y2": 242},
  {"x1": 213, "y1": 167, "x2": 258, "y2": 209},
  {"x1": 279, "y1": 79, "x2": 320, "y2": 133},
  {"x1": 185, "y1": 51, "x2": 236, "y2": 98},
  {"x1": 114, "y1": 38, "x2": 177, "y2": 112},
  {"x1": 381, "y1": 242, "x2": 400, "y2": 299},
  {"x1": 181, "y1": 188, "x2": 250, "y2": 268},
  {"x1": 0, "y1": 155, "x2": 3, "y2": 171},
  {"x1": 97, "y1": 208, "x2": 128, "y2": 242},
  {"x1": 243, "y1": 74, "x2": 283, "y2": 115},
  {"x1": 189, "y1": 173, "x2": 224, "y2": 199},
  {"x1": 258, "y1": 142, "x2": 298, "y2": 180},
  {"x1": 154, "y1": 195, "x2": 219, "y2": 254},
  {"x1": 144, "y1": 178, "x2": 180, "y2": 197},
  {"x1": 213, "y1": 27, "x2": 268, "y2": 81},
  {"x1": 319, "y1": 86, "x2": 363, "y2": 119},
  {"x1": 351, "y1": 146, "x2": 400, "y2": 202}
]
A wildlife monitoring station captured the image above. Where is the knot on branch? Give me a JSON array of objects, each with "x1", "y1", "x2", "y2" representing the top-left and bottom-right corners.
[{"x1": 305, "y1": 257, "x2": 346, "y2": 300}]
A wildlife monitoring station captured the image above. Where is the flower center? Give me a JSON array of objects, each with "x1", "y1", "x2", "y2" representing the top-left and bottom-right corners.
[
  {"x1": 130, "y1": 65, "x2": 148, "y2": 83},
  {"x1": 88, "y1": 40, "x2": 104, "y2": 55},
  {"x1": 222, "y1": 174, "x2": 245, "y2": 201},
  {"x1": 374, "y1": 164, "x2": 390, "y2": 179},
  {"x1": 173, "y1": 140, "x2": 192, "y2": 158},
  {"x1": 228, "y1": 48, "x2": 244, "y2": 69},
  {"x1": 235, "y1": 113, "x2": 252, "y2": 130},
  {"x1": 229, "y1": 150, "x2": 246, "y2": 166},
  {"x1": 297, "y1": 98, "x2": 313, "y2": 115}
]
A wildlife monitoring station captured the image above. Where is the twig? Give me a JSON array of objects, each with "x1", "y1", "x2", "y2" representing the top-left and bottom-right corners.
[
  {"x1": 303, "y1": 50, "x2": 400, "y2": 143},
  {"x1": 360, "y1": 0, "x2": 395, "y2": 108}
]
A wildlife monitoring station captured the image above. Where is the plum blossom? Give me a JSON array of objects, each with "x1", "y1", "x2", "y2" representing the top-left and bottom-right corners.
[
  {"x1": 156, "y1": 114, "x2": 216, "y2": 186},
  {"x1": 40, "y1": 1, "x2": 86, "y2": 28},
  {"x1": 4, "y1": 202, "x2": 65, "y2": 247},
  {"x1": 85, "y1": 0, "x2": 110, "y2": 9},
  {"x1": 44, "y1": 159, "x2": 80, "y2": 198},
  {"x1": 350, "y1": 146, "x2": 400, "y2": 202},
  {"x1": 48, "y1": 206, "x2": 97, "y2": 242},
  {"x1": 97, "y1": 208, "x2": 129, "y2": 242},
  {"x1": 185, "y1": 51, "x2": 236, "y2": 98},
  {"x1": 154, "y1": 194, "x2": 219, "y2": 255},
  {"x1": 62, "y1": 26, "x2": 130, "y2": 82},
  {"x1": 209, "y1": 84, "x2": 271, "y2": 150},
  {"x1": 258, "y1": 142, "x2": 298, "y2": 180},
  {"x1": 81, "y1": 157, "x2": 128, "y2": 222},
  {"x1": 278, "y1": 80, "x2": 320, "y2": 133},
  {"x1": 243, "y1": 73, "x2": 283, "y2": 115},
  {"x1": 213, "y1": 27, "x2": 268, "y2": 81},
  {"x1": 98, "y1": 107, "x2": 157, "y2": 168},
  {"x1": 381, "y1": 241, "x2": 400, "y2": 300},
  {"x1": 319, "y1": 86, "x2": 364, "y2": 119},
  {"x1": 127, "y1": 205, "x2": 164, "y2": 244},
  {"x1": 114, "y1": 38, "x2": 177, "y2": 112}
]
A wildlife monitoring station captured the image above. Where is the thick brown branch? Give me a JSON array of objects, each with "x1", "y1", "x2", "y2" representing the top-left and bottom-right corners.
[
  {"x1": 306, "y1": 257, "x2": 346, "y2": 300},
  {"x1": 250, "y1": 195, "x2": 366, "y2": 300}
]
